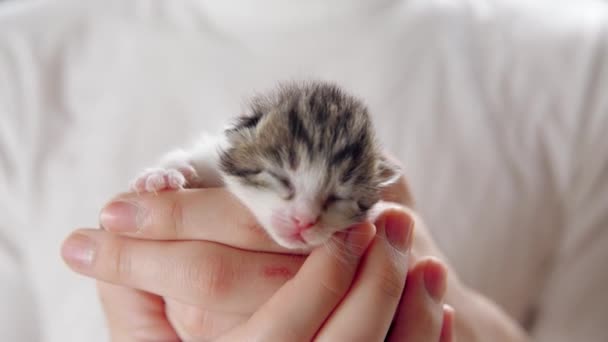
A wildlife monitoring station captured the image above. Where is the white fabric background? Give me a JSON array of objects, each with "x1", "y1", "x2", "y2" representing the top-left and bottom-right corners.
[{"x1": 0, "y1": 0, "x2": 607, "y2": 341}]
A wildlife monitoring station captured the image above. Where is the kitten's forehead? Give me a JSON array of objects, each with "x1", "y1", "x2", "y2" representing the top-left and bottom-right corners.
[
  {"x1": 285, "y1": 158, "x2": 352, "y2": 198},
  {"x1": 257, "y1": 82, "x2": 376, "y2": 171},
  {"x1": 287, "y1": 159, "x2": 329, "y2": 197}
]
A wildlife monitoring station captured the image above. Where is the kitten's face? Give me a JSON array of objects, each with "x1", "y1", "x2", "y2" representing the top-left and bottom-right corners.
[
  {"x1": 222, "y1": 158, "x2": 384, "y2": 250},
  {"x1": 220, "y1": 82, "x2": 399, "y2": 250}
]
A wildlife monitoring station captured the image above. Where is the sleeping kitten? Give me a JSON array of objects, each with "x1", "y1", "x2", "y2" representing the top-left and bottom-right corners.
[{"x1": 131, "y1": 81, "x2": 400, "y2": 250}]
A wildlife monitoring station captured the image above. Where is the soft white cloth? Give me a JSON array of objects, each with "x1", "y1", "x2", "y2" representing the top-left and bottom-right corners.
[{"x1": 1, "y1": 0, "x2": 607, "y2": 341}]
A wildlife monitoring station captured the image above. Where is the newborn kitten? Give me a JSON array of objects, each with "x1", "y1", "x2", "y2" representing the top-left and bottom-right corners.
[{"x1": 131, "y1": 81, "x2": 400, "y2": 250}]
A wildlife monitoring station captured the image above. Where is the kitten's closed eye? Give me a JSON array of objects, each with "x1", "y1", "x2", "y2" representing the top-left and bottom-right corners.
[
  {"x1": 323, "y1": 194, "x2": 351, "y2": 210},
  {"x1": 250, "y1": 170, "x2": 294, "y2": 199}
]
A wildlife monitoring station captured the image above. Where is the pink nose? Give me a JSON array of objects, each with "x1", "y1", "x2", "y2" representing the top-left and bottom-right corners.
[{"x1": 292, "y1": 215, "x2": 318, "y2": 233}]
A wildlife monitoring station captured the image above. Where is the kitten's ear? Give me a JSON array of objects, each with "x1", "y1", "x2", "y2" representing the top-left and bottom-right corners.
[
  {"x1": 233, "y1": 111, "x2": 264, "y2": 131},
  {"x1": 376, "y1": 156, "x2": 402, "y2": 188},
  {"x1": 225, "y1": 112, "x2": 263, "y2": 141}
]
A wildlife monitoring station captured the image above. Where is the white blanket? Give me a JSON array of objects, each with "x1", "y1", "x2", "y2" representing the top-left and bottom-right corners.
[{"x1": 1, "y1": 0, "x2": 607, "y2": 341}]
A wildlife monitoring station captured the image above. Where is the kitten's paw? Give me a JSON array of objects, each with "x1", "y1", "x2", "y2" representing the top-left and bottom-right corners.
[{"x1": 130, "y1": 166, "x2": 197, "y2": 192}]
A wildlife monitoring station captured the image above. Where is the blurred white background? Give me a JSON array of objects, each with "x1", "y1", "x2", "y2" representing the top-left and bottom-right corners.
[{"x1": 0, "y1": 0, "x2": 607, "y2": 341}]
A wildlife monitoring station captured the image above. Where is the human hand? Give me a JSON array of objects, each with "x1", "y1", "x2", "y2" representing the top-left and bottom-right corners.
[
  {"x1": 382, "y1": 171, "x2": 529, "y2": 342},
  {"x1": 61, "y1": 189, "x2": 454, "y2": 341},
  {"x1": 217, "y1": 215, "x2": 448, "y2": 342}
]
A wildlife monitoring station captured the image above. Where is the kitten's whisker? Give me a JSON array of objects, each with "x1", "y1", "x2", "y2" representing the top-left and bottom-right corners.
[
  {"x1": 323, "y1": 242, "x2": 349, "y2": 267},
  {"x1": 323, "y1": 235, "x2": 358, "y2": 267},
  {"x1": 332, "y1": 231, "x2": 370, "y2": 258}
]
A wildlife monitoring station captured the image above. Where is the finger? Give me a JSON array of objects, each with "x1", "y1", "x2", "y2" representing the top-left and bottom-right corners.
[
  {"x1": 387, "y1": 257, "x2": 447, "y2": 342},
  {"x1": 97, "y1": 282, "x2": 180, "y2": 342},
  {"x1": 222, "y1": 223, "x2": 376, "y2": 342},
  {"x1": 316, "y1": 209, "x2": 413, "y2": 341},
  {"x1": 164, "y1": 299, "x2": 247, "y2": 341},
  {"x1": 99, "y1": 189, "x2": 289, "y2": 253},
  {"x1": 439, "y1": 304, "x2": 455, "y2": 342},
  {"x1": 61, "y1": 229, "x2": 303, "y2": 313}
]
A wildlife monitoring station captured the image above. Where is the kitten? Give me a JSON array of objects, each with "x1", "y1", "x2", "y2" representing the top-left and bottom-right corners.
[{"x1": 131, "y1": 81, "x2": 400, "y2": 250}]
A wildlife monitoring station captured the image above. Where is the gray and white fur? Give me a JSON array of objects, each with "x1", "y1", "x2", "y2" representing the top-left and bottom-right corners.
[{"x1": 131, "y1": 81, "x2": 400, "y2": 250}]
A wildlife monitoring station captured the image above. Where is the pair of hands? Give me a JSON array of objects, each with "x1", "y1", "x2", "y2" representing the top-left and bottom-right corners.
[{"x1": 61, "y1": 177, "x2": 455, "y2": 341}]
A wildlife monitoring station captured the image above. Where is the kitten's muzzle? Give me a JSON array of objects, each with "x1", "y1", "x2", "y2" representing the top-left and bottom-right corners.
[{"x1": 291, "y1": 215, "x2": 319, "y2": 234}]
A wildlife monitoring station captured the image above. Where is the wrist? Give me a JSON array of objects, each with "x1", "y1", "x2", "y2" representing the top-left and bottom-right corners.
[{"x1": 447, "y1": 279, "x2": 531, "y2": 342}]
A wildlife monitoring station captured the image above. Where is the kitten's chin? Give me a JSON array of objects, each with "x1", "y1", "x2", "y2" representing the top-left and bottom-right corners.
[
  {"x1": 269, "y1": 232, "x2": 325, "y2": 252},
  {"x1": 272, "y1": 235, "x2": 315, "y2": 251}
]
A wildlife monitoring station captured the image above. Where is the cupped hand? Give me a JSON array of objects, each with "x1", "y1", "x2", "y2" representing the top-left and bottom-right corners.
[{"x1": 62, "y1": 187, "x2": 453, "y2": 341}]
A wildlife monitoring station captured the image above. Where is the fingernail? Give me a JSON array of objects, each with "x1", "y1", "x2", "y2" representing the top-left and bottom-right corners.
[
  {"x1": 385, "y1": 212, "x2": 413, "y2": 252},
  {"x1": 440, "y1": 304, "x2": 455, "y2": 341},
  {"x1": 61, "y1": 233, "x2": 97, "y2": 269},
  {"x1": 424, "y1": 259, "x2": 447, "y2": 303},
  {"x1": 100, "y1": 200, "x2": 143, "y2": 232},
  {"x1": 443, "y1": 304, "x2": 455, "y2": 317}
]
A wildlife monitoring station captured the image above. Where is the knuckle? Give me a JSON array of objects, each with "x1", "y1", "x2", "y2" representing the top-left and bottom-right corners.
[
  {"x1": 375, "y1": 261, "x2": 405, "y2": 300},
  {"x1": 183, "y1": 250, "x2": 234, "y2": 300},
  {"x1": 103, "y1": 237, "x2": 132, "y2": 282},
  {"x1": 413, "y1": 304, "x2": 443, "y2": 332},
  {"x1": 204, "y1": 257, "x2": 234, "y2": 297},
  {"x1": 180, "y1": 312, "x2": 208, "y2": 338},
  {"x1": 169, "y1": 197, "x2": 185, "y2": 237},
  {"x1": 319, "y1": 274, "x2": 349, "y2": 303},
  {"x1": 171, "y1": 306, "x2": 218, "y2": 340}
]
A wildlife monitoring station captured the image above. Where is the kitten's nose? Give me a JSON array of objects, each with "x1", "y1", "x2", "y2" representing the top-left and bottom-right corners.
[{"x1": 292, "y1": 215, "x2": 319, "y2": 233}]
